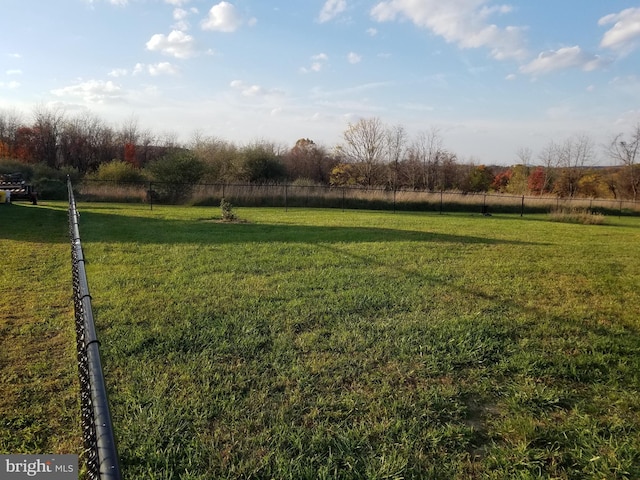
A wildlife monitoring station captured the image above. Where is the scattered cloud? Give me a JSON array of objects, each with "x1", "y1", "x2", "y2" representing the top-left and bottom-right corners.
[
  {"x1": 0, "y1": 81, "x2": 20, "y2": 89},
  {"x1": 134, "y1": 62, "x2": 180, "y2": 76},
  {"x1": 146, "y1": 30, "x2": 197, "y2": 58},
  {"x1": 367, "y1": 27, "x2": 378, "y2": 36},
  {"x1": 172, "y1": 8, "x2": 191, "y2": 30},
  {"x1": 8, "y1": 53, "x2": 21, "y2": 59},
  {"x1": 347, "y1": 52, "x2": 362, "y2": 64},
  {"x1": 519, "y1": 46, "x2": 610, "y2": 75},
  {"x1": 108, "y1": 68, "x2": 128, "y2": 77},
  {"x1": 201, "y1": 1, "x2": 255, "y2": 32},
  {"x1": 86, "y1": 0, "x2": 128, "y2": 6},
  {"x1": 599, "y1": 8, "x2": 640, "y2": 54},
  {"x1": 505, "y1": 73, "x2": 516, "y2": 81},
  {"x1": 230, "y1": 80, "x2": 283, "y2": 97},
  {"x1": 51, "y1": 80, "x2": 124, "y2": 104},
  {"x1": 370, "y1": 0, "x2": 527, "y2": 60},
  {"x1": 6, "y1": 69, "x2": 22, "y2": 76},
  {"x1": 318, "y1": 0, "x2": 347, "y2": 23},
  {"x1": 300, "y1": 53, "x2": 329, "y2": 74},
  {"x1": 165, "y1": 0, "x2": 190, "y2": 5}
]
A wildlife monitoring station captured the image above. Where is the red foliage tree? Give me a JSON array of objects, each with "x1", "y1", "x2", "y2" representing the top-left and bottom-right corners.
[
  {"x1": 527, "y1": 166, "x2": 547, "y2": 195},
  {"x1": 14, "y1": 127, "x2": 37, "y2": 162},
  {"x1": 491, "y1": 169, "x2": 512, "y2": 193},
  {"x1": 124, "y1": 142, "x2": 138, "y2": 168}
]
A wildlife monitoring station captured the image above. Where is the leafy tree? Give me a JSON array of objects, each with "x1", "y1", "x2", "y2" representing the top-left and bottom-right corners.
[
  {"x1": 283, "y1": 138, "x2": 336, "y2": 184},
  {"x1": 468, "y1": 165, "x2": 494, "y2": 192},
  {"x1": 491, "y1": 169, "x2": 512, "y2": 193},
  {"x1": 527, "y1": 167, "x2": 549, "y2": 195},
  {"x1": 329, "y1": 163, "x2": 360, "y2": 186},
  {"x1": 577, "y1": 173, "x2": 612, "y2": 198},
  {"x1": 149, "y1": 150, "x2": 205, "y2": 202},
  {"x1": 190, "y1": 134, "x2": 241, "y2": 183},
  {"x1": 239, "y1": 142, "x2": 286, "y2": 183},
  {"x1": 92, "y1": 160, "x2": 147, "y2": 183},
  {"x1": 124, "y1": 142, "x2": 138, "y2": 167}
]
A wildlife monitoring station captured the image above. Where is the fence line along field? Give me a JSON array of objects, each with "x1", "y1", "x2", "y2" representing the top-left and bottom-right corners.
[{"x1": 5, "y1": 202, "x2": 640, "y2": 479}]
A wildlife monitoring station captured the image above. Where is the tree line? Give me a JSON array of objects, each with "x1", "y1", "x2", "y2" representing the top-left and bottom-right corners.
[{"x1": 1, "y1": 107, "x2": 638, "y2": 201}]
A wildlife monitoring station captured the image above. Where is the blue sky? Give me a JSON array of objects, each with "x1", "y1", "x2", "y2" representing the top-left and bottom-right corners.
[{"x1": 1, "y1": 0, "x2": 639, "y2": 165}]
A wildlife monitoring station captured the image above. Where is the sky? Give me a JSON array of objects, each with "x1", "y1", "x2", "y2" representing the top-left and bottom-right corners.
[{"x1": 1, "y1": 0, "x2": 640, "y2": 165}]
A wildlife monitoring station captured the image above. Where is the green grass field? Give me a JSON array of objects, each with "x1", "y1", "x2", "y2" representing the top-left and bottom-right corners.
[{"x1": 3, "y1": 202, "x2": 640, "y2": 479}]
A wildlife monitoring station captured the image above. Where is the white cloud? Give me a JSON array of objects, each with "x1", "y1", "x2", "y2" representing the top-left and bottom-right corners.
[
  {"x1": 230, "y1": 80, "x2": 282, "y2": 97},
  {"x1": 165, "y1": 0, "x2": 189, "y2": 5},
  {"x1": 505, "y1": 73, "x2": 516, "y2": 81},
  {"x1": 318, "y1": 0, "x2": 347, "y2": 23},
  {"x1": 108, "y1": 68, "x2": 128, "y2": 77},
  {"x1": 51, "y1": 80, "x2": 123, "y2": 104},
  {"x1": 599, "y1": 8, "x2": 640, "y2": 54},
  {"x1": 300, "y1": 53, "x2": 329, "y2": 73},
  {"x1": 367, "y1": 27, "x2": 378, "y2": 36},
  {"x1": 133, "y1": 62, "x2": 179, "y2": 76},
  {"x1": 347, "y1": 52, "x2": 362, "y2": 64},
  {"x1": 201, "y1": 2, "x2": 250, "y2": 32},
  {"x1": 146, "y1": 30, "x2": 196, "y2": 58},
  {"x1": 149, "y1": 62, "x2": 179, "y2": 76},
  {"x1": 0, "y1": 81, "x2": 20, "y2": 89},
  {"x1": 6, "y1": 69, "x2": 22, "y2": 75},
  {"x1": 519, "y1": 46, "x2": 610, "y2": 75},
  {"x1": 370, "y1": 0, "x2": 527, "y2": 60},
  {"x1": 173, "y1": 8, "x2": 191, "y2": 30}
]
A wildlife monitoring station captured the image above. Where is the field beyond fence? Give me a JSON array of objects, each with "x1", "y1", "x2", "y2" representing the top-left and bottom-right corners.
[{"x1": 78, "y1": 180, "x2": 640, "y2": 216}]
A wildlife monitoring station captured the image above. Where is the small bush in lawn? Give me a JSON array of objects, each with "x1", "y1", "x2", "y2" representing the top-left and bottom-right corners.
[
  {"x1": 220, "y1": 198, "x2": 237, "y2": 222},
  {"x1": 548, "y1": 207, "x2": 606, "y2": 225}
]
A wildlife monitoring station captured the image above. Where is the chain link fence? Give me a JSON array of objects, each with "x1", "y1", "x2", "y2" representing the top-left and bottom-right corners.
[
  {"x1": 77, "y1": 179, "x2": 640, "y2": 216},
  {"x1": 68, "y1": 178, "x2": 121, "y2": 480}
]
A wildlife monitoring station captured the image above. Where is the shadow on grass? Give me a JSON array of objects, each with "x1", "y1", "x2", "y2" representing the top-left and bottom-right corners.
[
  {"x1": 1, "y1": 203, "x2": 551, "y2": 246},
  {"x1": 71, "y1": 208, "x2": 546, "y2": 246},
  {"x1": 0, "y1": 203, "x2": 69, "y2": 244}
]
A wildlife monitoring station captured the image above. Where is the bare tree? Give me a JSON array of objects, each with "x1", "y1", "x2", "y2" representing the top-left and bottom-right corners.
[
  {"x1": 606, "y1": 123, "x2": 640, "y2": 201},
  {"x1": 409, "y1": 127, "x2": 442, "y2": 190},
  {"x1": 555, "y1": 134, "x2": 594, "y2": 197},
  {"x1": 516, "y1": 146, "x2": 533, "y2": 166},
  {"x1": 0, "y1": 108, "x2": 24, "y2": 157},
  {"x1": 32, "y1": 105, "x2": 66, "y2": 168},
  {"x1": 339, "y1": 117, "x2": 388, "y2": 186},
  {"x1": 386, "y1": 124, "x2": 407, "y2": 189}
]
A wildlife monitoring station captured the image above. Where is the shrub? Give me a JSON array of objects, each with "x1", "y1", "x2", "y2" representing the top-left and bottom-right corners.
[
  {"x1": 34, "y1": 178, "x2": 67, "y2": 200},
  {"x1": 220, "y1": 198, "x2": 237, "y2": 222},
  {"x1": 239, "y1": 145, "x2": 286, "y2": 183},
  {"x1": 91, "y1": 160, "x2": 147, "y2": 184},
  {"x1": 0, "y1": 159, "x2": 34, "y2": 180},
  {"x1": 148, "y1": 150, "x2": 205, "y2": 203}
]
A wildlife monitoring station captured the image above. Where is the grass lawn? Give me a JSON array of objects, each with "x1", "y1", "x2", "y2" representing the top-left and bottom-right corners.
[
  {"x1": 4, "y1": 202, "x2": 640, "y2": 479},
  {"x1": 0, "y1": 203, "x2": 81, "y2": 454}
]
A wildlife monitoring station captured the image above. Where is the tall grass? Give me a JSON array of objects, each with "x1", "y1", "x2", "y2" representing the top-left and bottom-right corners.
[
  {"x1": 71, "y1": 205, "x2": 640, "y2": 479},
  {"x1": 79, "y1": 180, "x2": 640, "y2": 216}
]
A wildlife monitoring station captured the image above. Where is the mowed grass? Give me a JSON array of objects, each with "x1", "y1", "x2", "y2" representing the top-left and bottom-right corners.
[
  {"x1": 5, "y1": 202, "x2": 640, "y2": 479},
  {"x1": 0, "y1": 203, "x2": 81, "y2": 455}
]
